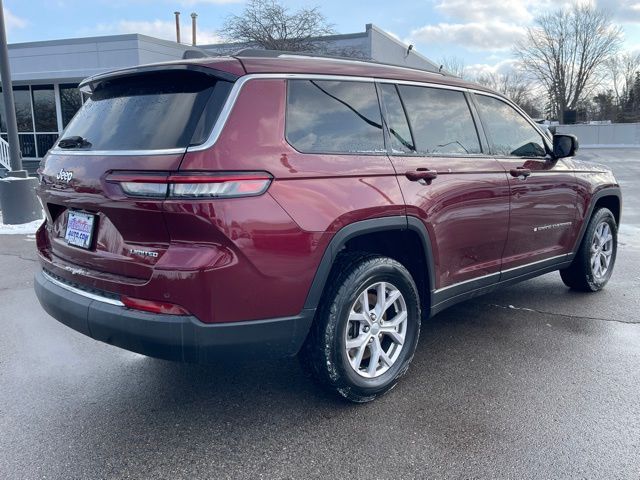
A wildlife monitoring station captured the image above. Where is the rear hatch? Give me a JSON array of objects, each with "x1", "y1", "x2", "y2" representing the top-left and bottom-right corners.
[{"x1": 37, "y1": 65, "x2": 236, "y2": 281}]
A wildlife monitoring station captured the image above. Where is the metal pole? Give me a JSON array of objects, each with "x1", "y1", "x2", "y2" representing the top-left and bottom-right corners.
[
  {"x1": 174, "y1": 11, "x2": 181, "y2": 44},
  {"x1": 0, "y1": 0, "x2": 40, "y2": 225},
  {"x1": 191, "y1": 13, "x2": 197, "y2": 46},
  {"x1": 0, "y1": 0, "x2": 23, "y2": 175}
]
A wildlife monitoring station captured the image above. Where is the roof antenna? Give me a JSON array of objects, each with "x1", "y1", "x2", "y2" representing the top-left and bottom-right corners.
[
  {"x1": 406, "y1": 44, "x2": 413, "y2": 56},
  {"x1": 438, "y1": 64, "x2": 443, "y2": 73}
]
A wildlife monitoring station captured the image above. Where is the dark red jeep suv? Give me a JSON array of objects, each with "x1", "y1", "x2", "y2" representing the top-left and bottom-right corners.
[{"x1": 34, "y1": 53, "x2": 621, "y2": 402}]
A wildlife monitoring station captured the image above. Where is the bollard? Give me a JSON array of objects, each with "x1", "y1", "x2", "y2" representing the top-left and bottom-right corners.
[{"x1": 0, "y1": 175, "x2": 42, "y2": 225}]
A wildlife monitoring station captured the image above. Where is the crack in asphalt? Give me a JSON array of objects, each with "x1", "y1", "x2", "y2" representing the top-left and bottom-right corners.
[{"x1": 486, "y1": 303, "x2": 639, "y2": 325}]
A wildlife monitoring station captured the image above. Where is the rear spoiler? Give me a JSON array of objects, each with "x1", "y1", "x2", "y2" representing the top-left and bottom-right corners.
[{"x1": 79, "y1": 64, "x2": 239, "y2": 94}]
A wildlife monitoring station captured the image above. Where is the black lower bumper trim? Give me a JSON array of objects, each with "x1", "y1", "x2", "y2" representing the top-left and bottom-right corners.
[{"x1": 34, "y1": 270, "x2": 315, "y2": 363}]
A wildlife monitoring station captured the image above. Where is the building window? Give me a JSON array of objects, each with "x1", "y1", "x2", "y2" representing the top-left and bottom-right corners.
[
  {"x1": 13, "y1": 86, "x2": 34, "y2": 133},
  {"x1": 0, "y1": 83, "x2": 86, "y2": 159},
  {"x1": 60, "y1": 83, "x2": 82, "y2": 128},
  {"x1": 19, "y1": 134, "x2": 37, "y2": 158},
  {"x1": 31, "y1": 85, "x2": 59, "y2": 157},
  {"x1": 32, "y1": 85, "x2": 57, "y2": 132}
]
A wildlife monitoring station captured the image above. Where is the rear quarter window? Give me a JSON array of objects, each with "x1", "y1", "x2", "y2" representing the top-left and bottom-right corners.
[
  {"x1": 286, "y1": 80, "x2": 385, "y2": 154},
  {"x1": 61, "y1": 70, "x2": 232, "y2": 151}
]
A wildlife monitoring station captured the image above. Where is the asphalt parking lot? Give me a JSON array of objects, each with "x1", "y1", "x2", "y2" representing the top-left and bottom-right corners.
[{"x1": 1, "y1": 149, "x2": 639, "y2": 479}]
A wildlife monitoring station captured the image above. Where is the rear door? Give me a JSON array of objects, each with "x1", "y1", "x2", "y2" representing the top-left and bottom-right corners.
[
  {"x1": 37, "y1": 68, "x2": 234, "y2": 281},
  {"x1": 379, "y1": 82, "x2": 510, "y2": 293},
  {"x1": 471, "y1": 93, "x2": 578, "y2": 273}
]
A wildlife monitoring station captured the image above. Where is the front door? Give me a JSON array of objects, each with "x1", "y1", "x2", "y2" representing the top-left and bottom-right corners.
[
  {"x1": 379, "y1": 82, "x2": 511, "y2": 292},
  {"x1": 472, "y1": 94, "x2": 578, "y2": 273}
]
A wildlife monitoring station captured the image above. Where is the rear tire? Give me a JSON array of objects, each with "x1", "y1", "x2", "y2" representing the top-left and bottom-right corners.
[
  {"x1": 299, "y1": 252, "x2": 421, "y2": 403},
  {"x1": 560, "y1": 208, "x2": 617, "y2": 292}
]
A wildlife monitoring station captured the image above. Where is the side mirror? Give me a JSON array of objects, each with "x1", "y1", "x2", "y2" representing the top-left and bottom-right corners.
[{"x1": 552, "y1": 134, "x2": 578, "y2": 158}]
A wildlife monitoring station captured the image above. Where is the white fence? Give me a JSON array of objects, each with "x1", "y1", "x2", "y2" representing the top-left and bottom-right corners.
[
  {"x1": 0, "y1": 136, "x2": 10, "y2": 170},
  {"x1": 556, "y1": 123, "x2": 640, "y2": 147}
]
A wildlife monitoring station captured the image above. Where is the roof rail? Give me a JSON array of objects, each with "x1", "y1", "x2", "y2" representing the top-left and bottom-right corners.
[{"x1": 231, "y1": 48, "x2": 445, "y2": 76}]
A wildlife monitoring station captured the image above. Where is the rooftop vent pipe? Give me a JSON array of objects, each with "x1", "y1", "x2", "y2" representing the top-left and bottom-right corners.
[
  {"x1": 174, "y1": 11, "x2": 181, "y2": 43},
  {"x1": 191, "y1": 12, "x2": 197, "y2": 46}
]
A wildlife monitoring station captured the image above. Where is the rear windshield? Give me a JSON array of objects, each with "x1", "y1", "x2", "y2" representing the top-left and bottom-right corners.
[{"x1": 61, "y1": 70, "x2": 232, "y2": 151}]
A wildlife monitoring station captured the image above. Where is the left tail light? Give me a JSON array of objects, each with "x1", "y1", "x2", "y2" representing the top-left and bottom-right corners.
[
  {"x1": 121, "y1": 295, "x2": 190, "y2": 315},
  {"x1": 106, "y1": 171, "x2": 273, "y2": 199}
]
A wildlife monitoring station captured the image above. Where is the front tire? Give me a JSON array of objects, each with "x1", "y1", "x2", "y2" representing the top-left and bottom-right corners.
[
  {"x1": 300, "y1": 253, "x2": 421, "y2": 403},
  {"x1": 560, "y1": 208, "x2": 617, "y2": 292}
]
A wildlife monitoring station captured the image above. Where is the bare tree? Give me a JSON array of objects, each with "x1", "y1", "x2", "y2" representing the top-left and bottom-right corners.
[
  {"x1": 220, "y1": 0, "x2": 335, "y2": 52},
  {"x1": 514, "y1": 4, "x2": 622, "y2": 122},
  {"x1": 605, "y1": 52, "x2": 640, "y2": 106},
  {"x1": 439, "y1": 56, "x2": 466, "y2": 78},
  {"x1": 474, "y1": 71, "x2": 542, "y2": 117},
  {"x1": 475, "y1": 71, "x2": 529, "y2": 105}
]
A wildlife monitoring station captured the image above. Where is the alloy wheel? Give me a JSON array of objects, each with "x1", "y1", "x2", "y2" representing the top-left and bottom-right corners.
[
  {"x1": 590, "y1": 221, "x2": 614, "y2": 280},
  {"x1": 344, "y1": 281, "x2": 408, "y2": 378}
]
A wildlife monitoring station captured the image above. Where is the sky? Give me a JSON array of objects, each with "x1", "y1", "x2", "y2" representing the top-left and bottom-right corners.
[{"x1": 5, "y1": 0, "x2": 640, "y2": 78}]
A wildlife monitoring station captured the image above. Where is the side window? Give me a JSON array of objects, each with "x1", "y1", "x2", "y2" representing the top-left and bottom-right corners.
[
  {"x1": 286, "y1": 80, "x2": 384, "y2": 154},
  {"x1": 398, "y1": 85, "x2": 481, "y2": 155},
  {"x1": 380, "y1": 83, "x2": 415, "y2": 154},
  {"x1": 475, "y1": 95, "x2": 546, "y2": 157}
]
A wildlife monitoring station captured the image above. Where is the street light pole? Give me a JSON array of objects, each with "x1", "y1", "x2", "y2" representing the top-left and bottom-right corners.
[
  {"x1": 0, "y1": 0, "x2": 23, "y2": 176},
  {"x1": 0, "y1": 0, "x2": 41, "y2": 224}
]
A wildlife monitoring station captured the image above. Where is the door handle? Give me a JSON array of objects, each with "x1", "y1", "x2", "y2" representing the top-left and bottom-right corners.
[
  {"x1": 405, "y1": 168, "x2": 438, "y2": 185},
  {"x1": 509, "y1": 167, "x2": 531, "y2": 179}
]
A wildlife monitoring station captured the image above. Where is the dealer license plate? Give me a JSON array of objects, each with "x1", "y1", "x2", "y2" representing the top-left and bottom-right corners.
[{"x1": 65, "y1": 211, "x2": 95, "y2": 249}]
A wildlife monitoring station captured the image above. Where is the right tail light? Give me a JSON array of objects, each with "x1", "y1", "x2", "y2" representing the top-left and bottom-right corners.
[{"x1": 106, "y1": 171, "x2": 273, "y2": 199}]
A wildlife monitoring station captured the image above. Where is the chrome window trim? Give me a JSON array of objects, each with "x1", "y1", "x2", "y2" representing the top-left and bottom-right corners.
[
  {"x1": 433, "y1": 253, "x2": 568, "y2": 294},
  {"x1": 48, "y1": 72, "x2": 539, "y2": 157},
  {"x1": 187, "y1": 73, "x2": 377, "y2": 153},
  {"x1": 42, "y1": 270, "x2": 124, "y2": 307},
  {"x1": 48, "y1": 147, "x2": 186, "y2": 156}
]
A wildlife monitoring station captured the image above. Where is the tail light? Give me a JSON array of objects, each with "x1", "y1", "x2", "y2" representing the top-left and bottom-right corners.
[
  {"x1": 106, "y1": 171, "x2": 273, "y2": 199},
  {"x1": 121, "y1": 295, "x2": 190, "y2": 315}
]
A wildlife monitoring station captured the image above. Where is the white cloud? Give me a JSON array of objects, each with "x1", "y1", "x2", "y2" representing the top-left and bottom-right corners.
[
  {"x1": 88, "y1": 19, "x2": 223, "y2": 45},
  {"x1": 435, "y1": 0, "x2": 533, "y2": 24},
  {"x1": 597, "y1": 0, "x2": 640, "y2": 23},
  {"x1": 464, "y1": 58, "x2": 520, "y2": 79},
  {"x1": 4, "y1": 8, "x2": 27, "y2": 30},
  {"x1": 410, "y1": 21, "x2": 524, "y2": 51},
  {"x1": 411, "y1": 0, "x2": 583, "y2": 51}
]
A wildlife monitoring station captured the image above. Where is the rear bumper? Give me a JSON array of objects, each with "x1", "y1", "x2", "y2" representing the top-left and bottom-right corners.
[{"x1": 34, "y1": 270, "x2": 314, "y2": 363}]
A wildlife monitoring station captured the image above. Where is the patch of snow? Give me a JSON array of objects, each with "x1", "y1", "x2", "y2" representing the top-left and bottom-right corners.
[{"x1": 0, "y1": 210, "x2": 44, "y2": 235}]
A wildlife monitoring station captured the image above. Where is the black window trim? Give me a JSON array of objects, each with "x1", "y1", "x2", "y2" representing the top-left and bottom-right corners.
[
  {"x1": 376, "y1": 82, "x2": 417, "y2": 155},
  {"x1": 284, "y1": 78, "x2": 388, "y2": 156}
]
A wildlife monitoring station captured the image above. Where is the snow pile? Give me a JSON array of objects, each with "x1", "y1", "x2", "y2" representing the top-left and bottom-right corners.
[{"x1": 0, "y1": 210, "x2": 44, "y2": 235}]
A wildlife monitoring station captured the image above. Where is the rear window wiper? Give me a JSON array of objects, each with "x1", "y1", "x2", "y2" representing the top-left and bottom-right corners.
[{"x1": 58, "y1": 136, "x2": 92, "y2": 149}]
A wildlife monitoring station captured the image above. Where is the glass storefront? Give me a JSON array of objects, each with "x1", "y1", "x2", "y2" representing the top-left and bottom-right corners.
[{"x1": 0, "y1": 83, "x2": 84, "y2": 158}]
